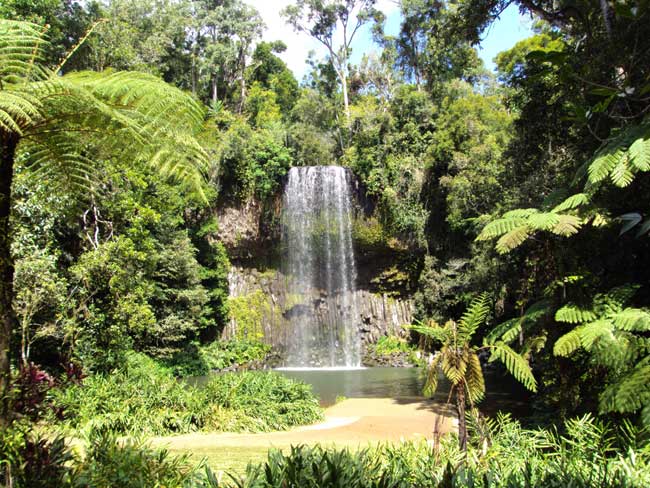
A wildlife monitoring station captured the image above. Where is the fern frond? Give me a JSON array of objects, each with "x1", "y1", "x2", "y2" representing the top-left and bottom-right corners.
[
  {"x1": 465, "y1": 352, "x2": 485, "y2": 404},
  {"x1": 588, "y1": 150, "x2": 622, "y2": 183},
  {"x1": 551, "y1": 214, "x2": 582, "y2": 236},
  {"x1": 423, "y1": 354, "x2": 441, "y2": 398},
  {"x1": 527, "y1": 212, "x2": 559, "y2": 231},
  {"x1": 495, "y1": 226, "x2": 530, "y2": 253},
  {"x1": 555, "y1": 304, "x2": 597, "y2": 324},
  {"x1": 485, "y1": 317, "x2": 520, "y2": 345},
  {"x1": 628, "y1": 136, "x2": 650, "y2": 171},
  {"x1": 409, "y1": 323, "x2": 449, "y2": 343},
  {"x1": 610, "y1": 155, "x2": 635, "y2": 187},
  {"x1": 579, "y1": 320, "x2": 614, "y2": 350},
  {"x1": 502, "y1": 208, "x2": 540, "y2": 219},
  {"x1": 476, "y1": 217, "x2": 526, "y2": 240},
  {"x1": 488, "y1": 342, "x2": 537, "y2": 392},
  {"x1": 458, "y1": 293, "x2": 490, "y2": 341},
  {"x1": 551, "y1": 193, "x2": 590, "y2": 213},
  {"x1": 595, "y1": 285, "x2": 639, "y2": 314},
  {"x1": 441, "y1": 347, "x2": 467, "y2": 385},
  {"x1": 554, "y1": 327, "x2": 584, "y2": 356},
  {"x1": 641, "y1": 404, "x2": 650, "y2": 428},
  {"x1": 0, "y1": 19, "x2": 49, "y2": 83},
  {"x1": 611, "y1": 308, "x2": 650, "y2": 331},
  {"x1": 598, "y1": 359, "x2": 650, "y2": 414}
]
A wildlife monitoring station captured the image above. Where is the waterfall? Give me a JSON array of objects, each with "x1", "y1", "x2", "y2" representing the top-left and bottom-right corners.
[{"x1": 282, "y1": 166, "x2": 361, "y2": 367}]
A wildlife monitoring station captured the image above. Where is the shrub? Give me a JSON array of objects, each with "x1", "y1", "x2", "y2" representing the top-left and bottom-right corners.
[
  {"x1": 373, "y1": 335, "x2": 413, "y2": 355},
  {"x1": 165, "y1": 340, "x2": 272, "y2": 377},
  {"x1": 0, "y1": 424, "x2": 73, "y2": 488},
  {"x1": 49, "y1": 352, "x2": 322, "y2": 436},
  {"x1": 72, "y1": 433, "x2": 198, "y2": 488}
]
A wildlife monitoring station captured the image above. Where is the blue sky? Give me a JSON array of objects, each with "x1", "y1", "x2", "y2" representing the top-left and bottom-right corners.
[{"x1": 246, "y1": 1, "x2": 534, "y2": 78}]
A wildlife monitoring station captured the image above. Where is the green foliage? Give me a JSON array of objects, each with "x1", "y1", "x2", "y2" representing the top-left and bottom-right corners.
[
  {"x1": 0, "y1": 423, "x2": 73, "y2": 488},
  {"x1": 371, "y1": 335, "x2": 414, "y2": 356},
  {"x1": 227, "y1": 291, "x2": 265, "y2": 341},
  {"x1": 50, "y1": 353, "x2": 322, "y2": 436},
  {"x1": 218, "y1": 118, "x2": 294, "y2": 200},
  {"x1": 209, "y1": 414, "x2": 650, "y2": 487},
  {"x1": 72, "y1": 433, "x2": 197, "y2": 488},
  {"x1": 411, "y1": 294, "x2": 536, "y2": 449},
  {"x1": 164, "y1": 340, "x2": 271, "y2": 377},
  {"x1": 476, "y1": 209, "x2": 582, "y2": 254},
  {"x1": 552, "y1": 286, "x2": 650, "y2": 425}
]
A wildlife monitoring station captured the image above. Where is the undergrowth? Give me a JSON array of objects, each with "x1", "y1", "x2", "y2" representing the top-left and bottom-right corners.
[
  {"x1": 49, "y1": 352, "x2": 322, "y2": 436},
  {"x1": 163, "y1": 340, "x2": 272, "y2": 377},
  {"x1": 4, "y1": 413, "x2": 648, "y2": 487}
]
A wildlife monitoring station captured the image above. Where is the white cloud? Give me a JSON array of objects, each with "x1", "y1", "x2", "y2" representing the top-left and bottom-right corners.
[{"x1": 244, "y1": 0, "x2": 399, "y2": 79}]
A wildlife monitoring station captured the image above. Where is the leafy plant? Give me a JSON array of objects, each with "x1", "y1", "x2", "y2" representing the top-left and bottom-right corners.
[
  {"x1": 552, "y1": 285, "x2": 650, "y2": 426},
  {"x1": 165, "y1": 340, "x2": 272, "y2": 377},
  {"x1": 72, "y1": 433, "x2": 198, "y2": 488},
  {"x1": 0, "y1": 18, "x2": 208, "y2": 423},
  {"x1": 49, "y1": 352, "x2": 322, "y2": 436},
  {"x1": 0, "y1": 424, "x2": 73, "y2": 488},
  {"x1": 411, "y1": 293, "x2": 537, "y2": 451},
  {"x1": 205, "y1": 414, "x2": 650, "y2": 487}
]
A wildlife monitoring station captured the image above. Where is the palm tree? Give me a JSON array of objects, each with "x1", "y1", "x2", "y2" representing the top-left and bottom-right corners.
[
  {"x1": 0, "y1": 19, "x2": 208, "y2": 424},
  {"x1": 411, "y1": 293, "x2": 537, "y2": 451}
]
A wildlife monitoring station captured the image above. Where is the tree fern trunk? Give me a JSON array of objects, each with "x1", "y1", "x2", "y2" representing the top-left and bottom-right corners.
[
  {"x1": 0, "y1": 131, "x2": 17, "y2": 427},
  {"x1": 456, "y1": 386, "x2": 467, "y2": 452}
]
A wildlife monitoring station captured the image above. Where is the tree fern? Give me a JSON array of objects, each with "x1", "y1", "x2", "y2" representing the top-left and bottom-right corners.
[
  {"x1": 552, "y1": 286, "x2": 650, "y2": 425},
  {"x1": 587, "y1": 121, "x2": 650, "y2": 187},
  {"x1": 553, "y1": 327, "x2": 584, "y2": 356},
  {"x1": 411, "y1": 295, "x2": 536, "y2": 450},
  {"x1": 551, "y1": 193, "x2": 590, "y2": 213},
  {"x1": 0, "y1": 19, "x2": 209, "y2": 420},
  {"x1": 611, "y1": 308, "x2": 650, "y2": 331},
  {"x1": 465, "y1": 352, "x2": 485, "y2": 404},
  {"x1": 495, "y1": 226, "x2": 531, "y2": 253},
  {"x1": 486, "y1": 299, "x2": 552, "y2": 346},
  {"x1": 477, "y1": 210, "x2": 583, "y2": 254},
  {"x1": 476, "y1": 119, "x2": 650, "y2": 252}
]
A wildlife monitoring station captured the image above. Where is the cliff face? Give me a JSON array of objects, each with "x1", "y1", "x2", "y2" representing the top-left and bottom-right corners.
[
  {"x1": 216, "y1": 172, "x2": 417, "y2": 362},
  {"x1": 223, "y1": 265, "x2": 413, "y2": 349}
]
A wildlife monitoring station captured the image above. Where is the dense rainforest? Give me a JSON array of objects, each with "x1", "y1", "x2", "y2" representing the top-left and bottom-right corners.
[{"x1": 1, "y1": 0, "x2": 650, "y2": 486}]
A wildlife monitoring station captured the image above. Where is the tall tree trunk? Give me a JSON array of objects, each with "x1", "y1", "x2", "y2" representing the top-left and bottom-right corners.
[
  {"x1": 340, "y1": 68, "x2": 351, "y2": 127},
  {"x1": 0, "y1": 131, "x2": 17, "y2": 427},
  {"x1": 456, "y1": 386, "x2": 467, "y2": 452},
  {"x1": 211, "y1": 77, "x2": 218, "y2": 107}
]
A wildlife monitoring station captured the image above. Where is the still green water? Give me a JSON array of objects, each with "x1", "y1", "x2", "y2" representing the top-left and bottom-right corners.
[
  {"x1": 191, "y1": 366, "x2": 529, "y2": 414},
  {"x1": 276, "y1": 367, "x2": 426, "y2": 406}
]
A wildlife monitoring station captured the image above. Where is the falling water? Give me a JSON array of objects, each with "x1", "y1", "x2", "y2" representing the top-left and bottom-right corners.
[{"x1": 282, "y1": 166, "x2": 361, "y2": 367}]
